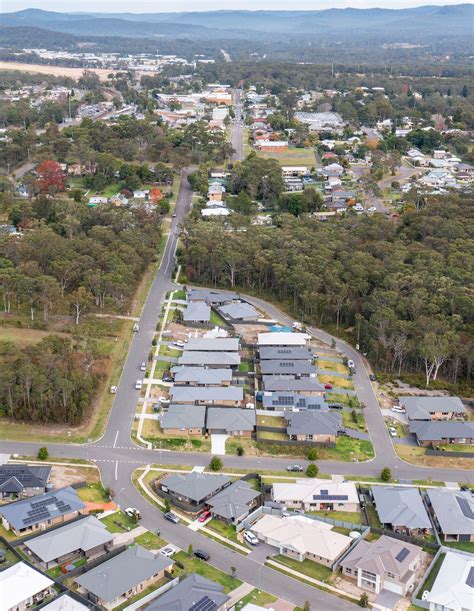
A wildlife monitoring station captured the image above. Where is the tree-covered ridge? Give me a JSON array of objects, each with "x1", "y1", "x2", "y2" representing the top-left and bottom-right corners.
[{"x1": 180, "y1": 194, "x2": 473, "y2": 387}]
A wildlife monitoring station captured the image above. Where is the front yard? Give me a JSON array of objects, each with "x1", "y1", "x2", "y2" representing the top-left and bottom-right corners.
[
  {"x1": 319, "y1": 374, "x2": 354, "y2": 390},
  {"x1": 235, "y1": 589, "x2": 277, "y2": 610},
  {"x1": 272, "y1": 554, "x2": 333, "y2": 583},
  {"x1": 134, "y1": 531, "x2": 167, "y2": 550},
  {"x1": 205, "y1": 519, "x2": 241, "y2": 545},
  {"x1": 100, "y1": 510, "x2": 136, "y2": 533},
  {"x1": 173, "y1": 551, "x2": 242, "y2": 592}
]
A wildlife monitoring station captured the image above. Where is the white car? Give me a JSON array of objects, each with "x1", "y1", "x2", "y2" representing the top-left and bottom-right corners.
[
  {"x1": 243, "y1": 531, "x2": 259, "y2": 546},
  {"x1": 391, "y1": 406, "x2": 405, "y2": 414},
  {"x1": 172, "y1": 341, "x2": 185, "y2": 348},
  {"x1": 133, "y1": 323, "x2": 140, "y2": 332},
  {"x1": 124, "y1": 507, "x2": 141, "y2": 519},
  {"x1": 110, "y1": 385, "x2": 117, "y2": 394},
  {"x1": 140, "y1": 362, "x2": 147, "y2": 372},
  {"x1": 368, "y1": 206, "x2": 377, "y2": 212},
  {"x1": 158, "y1": 396, "x2": 169, "y2": 404},
  {"x1": 389, "y1": 427, "x2": 398, "y2": 437},
  {"x1": 354, "y1": 204, "x2": 364, "y2": 212},
  {"x1": 135, "y1": 380, "x2": 143, "y2": 390},
  {"x1": 160, "y1": 546, "x2": 175, "y2": 558},
  {"x1": 347, "y1": 359, "x2": 355, "y2": 369}
]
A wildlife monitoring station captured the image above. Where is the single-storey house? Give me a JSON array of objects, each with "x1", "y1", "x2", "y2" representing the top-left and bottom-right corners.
[
  {"x1": 262, "y1": 393, "x2": 328, "y2": 411},
  {"x1": 187, "y1": 289, "x2": 237, "y2": 305},
  {"x1": 178, "y1": 351, "x2": 241, "y2": 368},
  {"x1": 206, "y1": 480, "x2": 261, "y2": 524},
  {"x1": 0, "y1": 486, "x2": 85, "y2": 536},
  {"x1": 24, "y1": 515, "x2": 114, "y2": 569},
  {"x1": 185, "y1": 338, "x2": 240, "y2": 352},
  {"x1": 41, "y1": 594, "x2": 90, "y2": 611},
  {"x1": 371, "y1": 487, "x2": 432, "y2": 535},
  {"x1": 426, "y1": 489, "x2": 474, "y2": 542},
  {"x1": 262, "y1": 377, "x2": 325, "y2": 395},
  {"x1": 400, "y1": 396, "x2": 466, "y2": 421},
  {"x1": 251, "y1": 515, "x2": 352, "y2": 567},
  {"x1": 0, "y1": 464, "x2": 51, "y2": 500},
  {"x1": 340, "y1": 535, "x2": 423, "y2": 595},
  {"x1": 183, "y1": 302, "x2": 211, "y2": 324},
  {"x1": 218, "y1": 302, "x2": 259, "y2": 321},
  {"x1": 160, "y1": 404, "x2": 206, "y2": 436},
  {"x1": 0, "y1": 561, "x2": 54, "y2": 611},
  {"x1": 170, "y1": 386, "x2": 243, "y2": 406},
  {"x1": 425, "y1": 550, "x2": 474, "y2": 611},
  {"x1": 272, "y1": 479, "x2": 359, "y2": 512},
  {"x1": 76, "y1": 545, "x2": 174, "y2": 610},
  {"x1": 172, "y1": 366, "x2": 233, "y2": 386},
  {"x1": 207, "y1": 407, "x2": 256, "y2": 437},
  {"x1": 260, "y1": 360, "x2": 317, "y2": 377},
  {"x1": 409, "y1": 421, "x2": 474, "y2": 446},
  {"x1": 158, "y1": 471, "x2": 231, "y2": 510},
  {"x1": 146, "y1": 573, "x2": 230, "y2": 611},
  {"x1": 285, "y1": 410, "x2": 342, "y2": 443},
  {"x1": 258, "y1": 332, "x2": 309, "y2": 347},
  {"x1": 259, "y1": 347, "x2": 313, "y2": 361}
]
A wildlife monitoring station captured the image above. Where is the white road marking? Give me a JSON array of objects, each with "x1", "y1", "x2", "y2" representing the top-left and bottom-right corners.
[
  {"x1": 113, "y1": 430, "x2": 119, "y2": 448},
  {"x1": 115, "y1": 461, "x2": 118, "y2": 480}
]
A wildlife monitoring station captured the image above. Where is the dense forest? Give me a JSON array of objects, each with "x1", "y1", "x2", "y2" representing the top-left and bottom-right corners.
[{"x1": 180, "y1": 194, "x2": 474, "y2": 388}]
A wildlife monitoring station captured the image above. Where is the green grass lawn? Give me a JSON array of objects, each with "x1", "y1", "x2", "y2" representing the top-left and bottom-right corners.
[
  {"x1": 171, "y1": 289, "x2": 186, "y2": 300},
  {"x1": 134, "y1": 531, "x2": 167, "y2": 550},
  {"x1": 307, "y1": 510, "x2": 363, "y2": 524},
  {"x1": 319, "y1": 374, "x2": 354, "y2": 390},
  {"x1": 326, "y1": 392, "x2": 359, "y2": 407},
  {"x1": 238, "y1": 361, "x2": 253, "y2": 373},
  {"x1": 100, "y1": 510, "x2": 136, "y2": 533},
  {"x1": 257, "y1": 415, "x2": 287, "y2": 427},
  {"x1": 318, "y1": 360, "x2": 349, "y2": 374},
  {"x1": 114, "y1": 577, "x2": 169, "y2": 611},
  {"x1": 174, "y1": 551, "x2": 242, "y2": 592},
  {"x1": 205, "y1": 519, "x2": 242, "y2": 545},
  {"x1": 256, "y1": 147, "x2": 316, "y2": 168},
  {"x1": 416, "y1": 553, "x2": 445, "y2": 599},
  {"x1": 210, "y1": 310, "x2": 227, "y2": 326},
  {"x1": 318, "y1": 437, "x2": 374, "y2": 462},
  {"x1": 437, "y1": 443, "x2": 474, "y2": 453},
  {"x1": 0, "y1": 545, "x2": 19, "y2": 569},
  {"x1": 159, "y1": 344, "x2": 181, "y2": 358},
  {"x1": 443, "y1": 539, "x2": 474, "y2": 553},
  {"x1": 235, "y1": 589, "x2": 277, "y2": 610},
  {"x1": 365, "y1": 502, "x2": 382, "y2": 528},
  {"x1": 272, "y1": 554, "x2": 333, "y2": 583},
  {"x1": 258, "y1": 431, "x2": 289, "y2": 441},
  {"x1": 77, "y1": 482, "x2": 109, "y2": 503},
  {"x1": 342, "y1": 410, "x2": 367, "y2": 432}
]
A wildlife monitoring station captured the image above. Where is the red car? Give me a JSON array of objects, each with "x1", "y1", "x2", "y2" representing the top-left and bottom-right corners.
[
  {"x1": 324, "y1": 383, "x2": 333, "y2": 389},
  {"x1": 198, "y1": 511, "x2": 211, "y2": 523}
]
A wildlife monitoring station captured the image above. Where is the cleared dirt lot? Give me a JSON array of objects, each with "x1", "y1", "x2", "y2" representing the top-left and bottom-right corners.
[
  {"x1": 0, "y1": 61, "x2": 114, "y2": 81},
  {"x1": 49, "y1": 464, "x2": 100, "y2": 488}
]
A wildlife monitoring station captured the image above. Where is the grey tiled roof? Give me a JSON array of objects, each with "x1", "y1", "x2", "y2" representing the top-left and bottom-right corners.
[
  {"x1": 183, "y1": 302, "x2": 211, "y2": 322},
  {"x1": 263, "y1": 376, "x2": 325, "y2": 392},
  {"x1": 400, "y1": 396, "x2": 466, "y2": 421},
  {"x1": 172, "y1": 367, "x2": 233, "y2": 385},
  {"x1": 185, "y1": 338, "x2": 239, "y2": 352},
  {"x1": 260, "y1": 360, "x2": 317, "y2": 376},
  {"x1": 0, "y1": 464, "x2": 51, "y2": 494},
  {"x1": 427, "y1": 489, "x2": 474, "y2": 536},
  {"x1": 409, "y1": 420, "x2": 474, "y2": 441},
  {"x1": 259, "y1": 347, "x2": 313, "y2": 360},
  {"x1": 285, "y1": 410, "x2": 342, "y2": 436},
  {"x1": 207, "y1": 407, "x2": 256, "y2": 432},
  {"x1": 187, "y1": 289, "x2": 237, "y2": 304},
  {"x1": 207, "y1": 480, "x2": 260, "y2": 520},
  {"x1": 218, "y1": 303, "x2": 258, "y2": 320},
  {"x1": 76, "y1": 545, "x2": 173, "y2": 604},
  {"x1": 371, "y1": 487, "x2": 431, "y2": 530},
  {"x1": 161, "y1": 472, "x2": 230, "y2": 503},
  {"x1": 170, "y1": 386, "x2": 243, "y2": 403},
  {"x1": 146, "y1": 573, "x2": 230, "y2": 611},
  {"x1": 160, "y1": 405, "x2": 206, "y2": 430},
  {"x1": 178, "y1": 352, "x2": 241, "y2": 367}
]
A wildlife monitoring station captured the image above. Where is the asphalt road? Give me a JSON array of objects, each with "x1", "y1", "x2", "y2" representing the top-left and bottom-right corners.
[{"x1": 231, "y1": 89, "x2": 244, "y2": 163}]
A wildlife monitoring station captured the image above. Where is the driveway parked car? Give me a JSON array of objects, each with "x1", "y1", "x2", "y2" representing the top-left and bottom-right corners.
[
  {"x1": 324, "y1": 383, "x2": 333, "y2": 389},
  {"x1": 198, "y1": 511, "x2": 211, "y2": 523},
  {"x1": 243, "y1": 531, "x2": 259, "y2": 545}
]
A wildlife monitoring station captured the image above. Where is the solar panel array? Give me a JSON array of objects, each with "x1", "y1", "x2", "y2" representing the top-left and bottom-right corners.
[
  {"x1": 22, "y1": 495, "x2": 72, "y2": 526},
  {"x1": 456, "y1": 496, "x2": 474, "y2": 519},
  {"x1": 278, "y1": 362, "x2": 295, "y2": 368},
  {"x1": 270, "y1": 395, "x2": 294, "y2": 406},
  {"x1": 189, "y1": 596, "x2": 218, "y2": 611},
  {"x1": 395, "y1": 547, "x2": 410, "y2": 563},
  {"x1": 313, "y1": 494, "x2": 349, "y2": 501}
]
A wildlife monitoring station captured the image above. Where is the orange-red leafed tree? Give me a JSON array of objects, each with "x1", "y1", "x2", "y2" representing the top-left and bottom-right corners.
[
  {"x1": 149, "y1": 187, "x2": 164, "y2": 204},
  {"x1": 36, "y1": 160, "x2": 66, "y2": 194}
]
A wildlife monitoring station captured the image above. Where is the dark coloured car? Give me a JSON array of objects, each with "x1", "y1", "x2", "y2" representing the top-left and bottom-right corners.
[
  {"x1": 162, "y1": 374, "x2": 173, "y2": 383},
  {"x1": 164, "y1": 511, "x2": 180, "y2": 524},
  {"x1": 369, "y1": 374, "x2": 377, "y2": 381},
  {"x1": 194, "y1": 549, "x2": 210, "y2": 561}
]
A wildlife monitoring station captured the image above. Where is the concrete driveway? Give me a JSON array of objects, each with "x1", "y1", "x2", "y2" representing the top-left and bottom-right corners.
[
  {"x1": 247, "y1": 541, "x2": 278, "y2": 564},
  {"x1": 211, "y1": 434, "x2": 228, "y2": 455}
]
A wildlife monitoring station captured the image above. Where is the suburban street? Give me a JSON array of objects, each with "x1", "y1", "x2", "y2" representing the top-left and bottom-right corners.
[{"x1": 231, "y1": 88, "x2": 244, "y2": 162}]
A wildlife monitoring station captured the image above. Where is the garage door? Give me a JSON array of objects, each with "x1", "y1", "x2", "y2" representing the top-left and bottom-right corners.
[{"x1": 384, "y1": 581, "x2": 404, "y2": 595}]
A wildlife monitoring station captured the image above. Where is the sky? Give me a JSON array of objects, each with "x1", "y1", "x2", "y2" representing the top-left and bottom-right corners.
[{"x1": 3, "y1": 0, "x2": 471, "y2": 12}]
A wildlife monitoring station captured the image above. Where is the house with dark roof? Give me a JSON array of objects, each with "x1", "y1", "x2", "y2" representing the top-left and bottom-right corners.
[
  {"x1": 170, "y1": 386, "x2": 243, "y2": 406},
  {"x1": 0, "y1": 464, "x2": 51, "y2": 500},
  {"x1": 262, "y1": 376, "x2": 325, "y2": 395},
  {"x1": 183, "y1": 302, "x2": 211, "y2": 324},
  {"x1": 260, "y1": 360, "x2": 317, "y2": 377},
  {"x1": 259, "y1": 347, "x2": 313, "y2": 361},
  {"x1": 24, "y1": 515, "x2": 114, "y2": 569},
  {"x1": 187, "y1": 289, "x2": 237, "y2": 304},
  {"x1": 218, "y1": 302, "x2": 259, "y2": 321},
  {"x1": 207, "y1": 408, "x2": 256, "y2": 437},
  {"x1": 171, "y1": 367, "x2": 233, "y2": 387},
  {"x1": 0, "y1": 486, "x2": 85, "y2": 536},
  {"x1": 262, "y1": 393, "x2": 328, "y2": 411},
  {"x1": 285, "y1": 411, "x2": 342, "y2": 443},
  {"x1": 400, "y1": 396, "x2": 466, "y2": 422},
  {"x1": 158, "y1": 472, "x2": 231, "y2": 510},
  {"x1": 178, "y1": 351, "x2": 241, "y2": 368},
  {"x1": 426, "y1": 488, "x2": 474, "y2": 542},
  {"x1": 206, "y1": 480, "x2": 261, "y2": 525},
  {"x1": 408, "y1": 420, "x2": 474, "y2": 446},
  {"x1": 371, "y1": 487, "x2": 432, "y2": 536},
  {"x1": 340, "y1": 535, "x2": 423, "y2": 595},
  {"x1": 185, "y1": 338, "x2": 239, "y2": 352},
  {"x1": 76, "y1": 545, "x2": 173, "y2": 610},
  {"x1": 160, "y1": 405, "x2": 206, "y2": 436},
  {"x1": 146, "y1": 573, "x2": 230, "y2": 611}
]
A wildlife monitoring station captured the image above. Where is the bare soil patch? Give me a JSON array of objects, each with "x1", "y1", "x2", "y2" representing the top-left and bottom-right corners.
[{"x1": 0, "y1": 61, "x2": 114, "y2": 81}]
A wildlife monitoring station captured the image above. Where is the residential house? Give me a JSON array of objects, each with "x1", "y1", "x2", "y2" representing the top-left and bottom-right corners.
[
  {"x1": 201, "y1": 207, "x2": 231, "y2": 217},
  {"x1": 24, "y1": 515, "x2": 114, "y2": 569},
  {"x1": 295, "y1": 112, "x2": 344, "y2": 132},
  {"x1": 178, "y1": 352, "x2": 241, "y2": 368},
  {"x1": 272, "y1": 479, "x2": 359, "y2": 512},
  {"x1": 281, "y1": 166, "x2": 308, "y2": 177},
  {"x1": 183, "y1": 302, "x2": 211, "y2": 324},
  {"x1": 340, "y1": 535, "x2": 423, "y2": 595},
  {"x1": 187, "y1": 289, "x2": 237, "y2": 305},
  {"x1": 262, "y1": 392, "x2": 328, "y2": 411},
  {"x1": 170, "y1": 386, "x2": 243, "y2": 406},
  {"x1": 158, "y1": 471, "x2": 230, "y2": 510},
  {"x1": 185, "y1": 338, "x2": 239, "y2": 352},
  {"x1": 426, "y1": 489, "x2": 474, "y2": 542},
  {"x1": 252, "y1": 515, "x2": 352, "y2": 567},
  {"x1": 41, "y1": 594, "x2": 90, "y2": 611},
  {"x1": 425, "y1": 550, "x2": 474, "y2": 611},
  {"x1": 400, "y1": 396, "x2": 466, "y2": 422},
  {"x1": 285, "y1": 410, "x2": 342, "y2": 443},
  {"x1": 0, "y1": 464, "x2": 51, "y2": 500},
  {"x1": 171, "y1": 367, "x2": 233, "y2": 386},
  {"x1": 371, "y1": 487, "x2": 432, "y2": 535},
  {"x1": 208, "y1": 182, "x2": 225, "y2": 201},
  {"x1": 260, "y1": 360, "x2": 317, "y2": 377},
  {"x1": 76, "y1": 545, "x2": 174, "y2": 610},
  {"x1": 0, "y1": 562, "x2": 54, "y2": 611},
  {"x1": 409, "y1": 421, "x2": 474, "y2": 446},
  {"x1": 259, "y1": 347, "x2": 313, "y2": 361},
  {"x1": 206, "y1": 480, "x2": 261, "y2": 524},
  {"x1": 0, "y1": 486, "x2": 85, "y2": 536},
  {"x1": 218, "y1": 302, "x2": 259, "y2": 321},
  {"x1": 258, "y1": 332, "x2": 309, "y2": 347},
  {"x1": 262, "y1": 377, "x2": 325, "y2": 395},
  {"x1": 255, "y1": 140, "x2": 289, "y2": 152},
  {"x1": 160, "y1": 405, "x2": 206, "y2": 436},
  {"x1": 146, "y1": 573, "x2": 230, "y2": 611},
  {"x1": 207, "y1": 407, "x2": 256, "y2": 437}
]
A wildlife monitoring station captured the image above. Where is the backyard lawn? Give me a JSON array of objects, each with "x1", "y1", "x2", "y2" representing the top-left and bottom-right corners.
[
  {"x1": 308, "y1": 510, "x2": 363, "y2": 524},
  {"x1": 416, "y1": 553, "x2": 445, "y2": 600},
  {"x1": 257, "y1": 415, "x2": 287, "y2": 427},
  {"x1": 174, "y1": 551, "x2": 242, "y2": 592},
  {"x1": 235, "y1": 589, "x2": 277, "y2": 610},
  {"x1": 210, "y1": 310, "x2": 227, "y2": 326},
  {"x1": 318, "y1": 437, "x2": 374, "y2": 461},
  {"x1": 100, "y1": 510, "x2": 136, "y2": 533},
  {"x1": 272, "y1": 554, "x2": 333, "y2": 583}
]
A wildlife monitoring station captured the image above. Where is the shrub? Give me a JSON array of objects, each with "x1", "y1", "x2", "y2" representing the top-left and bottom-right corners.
[
  {"x1": 236, "y1": 446, "x2": 244, "y2": 456},
  {"x1": 359, "y1": 593, "x2": 369, "y2": 607},
  {"x1": 307, "y1": 448, "x2": 318, "y2": 461},
  {"x1": 209, "y1": 456, "x2": 223, "y2": 471},
  {"x1": 380, "y1": 467, "x2": 392, "y2": 482},
  {"x1": 37, "y1": 447, "x2": 49, "y2": 460},
  {"x1": 306, "y1": 463, "x2": 319, "y2": 478}
]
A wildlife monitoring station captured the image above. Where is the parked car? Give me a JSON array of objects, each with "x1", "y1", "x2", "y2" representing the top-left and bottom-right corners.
[
  {"x1": 389, "y1": 427, "x2": 398, "y2": 437},
  {"x1": 124, "y1": 507, "x2": 141, "y2": 520},
  {"x1": 162, "y1": 374, "x2": 173, "y2": 383},
  {"x1": 243, "y1": 531, "x2": 259, "y2": 546},
  {"x1": 110, "y1": 385, "x2": 117, "y2": 394},
  {"x1": 160, "y1": 546, "x2": 175, "y2": 558},
  {"x1": 293, "y1": 509, "x2": 305, "y2": 515},
  {"x1": 329, "y1": 403, "x2": 344, "y2": 410},
  {"x1": 135, "y1": 380, "x2": 143, "y2": 390},
  {"x1": 368, "y1": 206, "x2": 377, "y2": 212},
  {"x1": 347, "y1": 359, "x2": 355, "y2": 369},
  {"x1": 286, "y1": 465, "x2": 304, "y2": 472},
  {"x1": 324, "y1": 383, "x2": 333, "y2": 389},
  {"x1": 172, "y1": 340, "x2": 185, "y2": 348},
  {"x1": 198, "y1": 510, "x2": 211, "y2": 523},
  {"x1": 140, "y1": 361, "x2": 147, "y2": 372},
  {"x1": 391, "y1": 406, "x2": 405, "y2": 414},
  {"x1": 158, "y1": 396, "x2": 170, "y2": 404},
  {"x1": 152, "y1": 403, "x2": 161, "y2": 412},
  {"x1": 133, "y1": 323, "x2": 140, "y2": 332},
  {"x1": 164, "y1": 511, "x2": 180, "y2": 524},
  {"x1": 194, "y1": 549, "x2": 210, "y2": 561},
  {"x1": 369, "y1": 374, "x2": 377, "y2": 381}
]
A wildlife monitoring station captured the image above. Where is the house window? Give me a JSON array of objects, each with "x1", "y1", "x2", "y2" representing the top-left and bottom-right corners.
[
  {"x1": 345, "y1": 568, "x2": 352, "y2": 574},
  {"x1": 387, "y1": 572, "x2": 396, "y2": 579},
  {"x1": 361, "y1": 570, "x2": 377, "y2": 583}
]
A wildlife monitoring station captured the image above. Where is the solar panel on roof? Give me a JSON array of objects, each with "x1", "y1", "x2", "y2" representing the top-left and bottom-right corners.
[
  {"x1": 466, "y1": 566, "x2": 474, "y2": 588},
  {"x1": 189, "y1": 596, "x2": 218, "y2": 611},
  {"x1": 395, "y1": 548, "x2": 410, "y2": 562},
  {"x1": 456, "y1": 496, "x2": 474, "y2": 519},
  {"x1": 313, "y1": 495, "x2": 349, "y2": 501}
]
